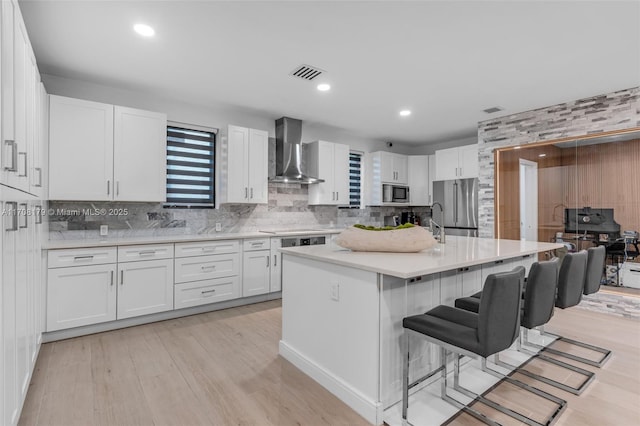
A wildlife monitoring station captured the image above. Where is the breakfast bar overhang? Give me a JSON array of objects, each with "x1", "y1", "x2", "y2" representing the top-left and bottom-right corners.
[{"x1": 278, "y1": 236, "x2": 563, "y2": 425}]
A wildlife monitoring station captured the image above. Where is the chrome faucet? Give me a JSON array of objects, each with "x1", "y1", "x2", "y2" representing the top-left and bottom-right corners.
[{"x1": 431, "y1": 202, "x2": 445, "y2": 243}]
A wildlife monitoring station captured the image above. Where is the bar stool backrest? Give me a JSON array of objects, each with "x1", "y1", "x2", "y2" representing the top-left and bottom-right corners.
[
  {"x1": 583, "y1": 245, "x2": 606, "y2": 295},
  {"x1": 521, "y1": 258, "x2": 559, "y2": 329},
  {"x1": 478, "y1": 267, "x2": 525, "y2": 357},
  {"x1": 556, "y1": 250, "x2": 588, "y2": 309}
]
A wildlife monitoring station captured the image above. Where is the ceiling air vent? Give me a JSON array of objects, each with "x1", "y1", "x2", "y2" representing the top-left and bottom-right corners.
[
  {"x1": 290, "y1": 64, "x2": 325, "y2": 81},
  {"x1": 483, "y1": 106, "x2": 504, "y2": 114}
]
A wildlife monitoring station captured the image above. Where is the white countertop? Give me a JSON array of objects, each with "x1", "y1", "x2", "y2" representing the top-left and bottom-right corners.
[
  {"x1": 280, "y1": 236, "x2": 563, "y2": 279},
  {"x1": 45, "y1": 229, "x2": 341, "y2": 250}
]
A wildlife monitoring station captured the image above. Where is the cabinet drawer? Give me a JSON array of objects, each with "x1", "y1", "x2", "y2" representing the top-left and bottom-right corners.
[
  {"x1": 243, "y1": 238, "x2": 270, "y2": 251},
  {"x1": 175, "y1": 240, "x2": 240, "y2": 257},
  {"x1": 48, "y1": 247, "x2": 117, "y2": 268},
  {"x1": 174, "y1": 276, "x2": 240, "y2": 309},
  {"x1": 175, "y1": 253, "x2": 239, "y2": 283},
  {"x1": 118, "y1": 244, "x2": 174, "y2": 262}
]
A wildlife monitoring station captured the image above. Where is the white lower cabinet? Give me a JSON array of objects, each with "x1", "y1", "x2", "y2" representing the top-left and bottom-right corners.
[
  {"x1": 270, "y1": 238, "x2": 282, "y2": 292},
  {"x1": 175, "y1": 276, "x2": 240, "y2": 309},
  {"x1": 116, "y1": 259, "x2": 173, "y2": 320},
  {"x1": 173, "y1": 240, "x2": 241, "y2": 309},
  {"x1": 242, "y1": 250, "x2": 271, "y2": 297},
  {"x1": 46, "y1": 263, "x2": 117, "y2": 331}
]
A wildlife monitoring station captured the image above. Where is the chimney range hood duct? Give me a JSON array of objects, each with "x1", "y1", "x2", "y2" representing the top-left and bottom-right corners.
[{"x1": 270, "y1": 117, "x2": 324, "y2": 184}]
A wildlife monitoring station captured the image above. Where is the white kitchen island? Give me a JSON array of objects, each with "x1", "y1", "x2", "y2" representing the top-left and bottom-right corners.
[{"x1": 279, "y1": 236, "x2": 562, "y2": 425}]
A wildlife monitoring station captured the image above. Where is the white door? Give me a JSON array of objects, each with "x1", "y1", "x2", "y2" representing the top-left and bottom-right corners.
[
  {"x1": 113, "y1": 106, "x2": 167, "y2": 202},
  {"x1": 247, "y1": 128, "x2": 268, "y2": 203},
  {"x1": 242, "y1": 250, "x2": 270, "y2": 297},
  {"x1": 226, "y1": 125, "x2": 249, "y2": 203},
  {"x1": 12, "y1": 15, "x2": 28, "y2": 192},
  {"x1": 310, "y1": 141, "x2": 334, "y2": 204},
  {"x1": 46, "y1": 264, "x2": 117, "y2": 331},
  {"x1": 1, "y1": 0, "x2": 16, "y2": 188},
  {"x1": 117, "y1": 259, "x2": 174, "y2": 320},
  {"x1": 333, "y1": 143, "x2": 350, "y2": 205},
  {"x1": 408, "y1": 155, "x2": 429, "y2": 206},
  {"x1": 270, "y1": 239, "x2": 282, "y2": 292},
  {"x1": 48, "y1": 96, "x2": 114, "y2": 200},
  {"x1": 519, "y1": 158, "x2": 538, "y2": 241},
  {"x1": 435, "y1": 147, "x2": 459, "y2": 181},
  {"x1": 394, "y1": 154, "x2": 408, "y2": 184},
  {"x1": 459, "y1": 145, "x2": 479, "y2": 178},
  {"x1": 379, "y1": 152, "x2": 395, "y2": 182},
  {"x1": 15, "y1": 202, "x2": 29, "y2": 400},
  {"x1": 3, "y1": 201, "x2": 19, "y2": 426}
]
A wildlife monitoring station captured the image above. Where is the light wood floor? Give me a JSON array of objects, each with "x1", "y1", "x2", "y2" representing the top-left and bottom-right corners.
[{"x1": 19, "y1": 300, "x2": 640, "y2": 426}]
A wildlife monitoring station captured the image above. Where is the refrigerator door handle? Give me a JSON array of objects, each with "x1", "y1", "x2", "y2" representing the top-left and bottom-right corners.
[{"x1": 453, "y1": 182, "x2": 459, "y2": 224}]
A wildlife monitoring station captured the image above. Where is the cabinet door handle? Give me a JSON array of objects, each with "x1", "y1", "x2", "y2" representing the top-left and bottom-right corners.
[
  {"x1": 34, "y1": 167, "x2": 42, "y2": 187},
  {"x1": 107, "y1": 180, "x2": 111, "y2": 195},
  {"x1": 73, "y1": 255, "x2": 94, "y2": 261},
  {"x1": 273, "y1": 254, "x2": 277, "y2": 267},
  {"x1": 18, "y1": 152, "x2": 27, "y2": 177},
  {"x1": 4, "y1": 202, "x2": 18, "y2": 232},
  {"x1": 18, "y1": 203, "x2": 28, "y2": 228},
  {"x1": 267, "y1": 255, "x2": 270, "y2": 268},
  {"x1": 201, "y1": 289, "x2": 216, "y2": 296},
  {"x1": 116, "y1": 181, "x2": 120, "y2": 196},
  {"x1": 336, "y1": 191, "x2": 338, "y2": 200},
  {"x1": 245, "y1": 187, "x2": 248, "y2": 199},
  {"x1": 138, "y1": 250, "x2": 156, "y2": 256},
  {"x1": 201, "y1": 265, "x2": 216, "y2": 271},
  {"x1": 250, "y1": 187, "x2": 254, "y2": 199},
  {"x1": 35, "y1": 205, "x2": 43, "y2": 224},
  {"x1": 3, "y1": 140, "x2": 17, "y2": 172},
  {"x1": 202, "y1": 246, "x2": 216, "y2": 252},
  {"x1": 120, "y1": 270, "x2": 124, "y2": 285},
  {"x1": 110, "y1": 271, "x2": 114, "y2": 286}
]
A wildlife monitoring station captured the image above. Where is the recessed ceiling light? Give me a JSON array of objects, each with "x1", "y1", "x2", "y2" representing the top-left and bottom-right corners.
[
  {"x1": 317, "y1": 83, "x2": 331, "y2": 91},
  {"x1": 483, "y1": 106, "x2": 504, "y2": 114},
  {"x1": 538, "y1": 153, "x2": 547, "y2": 157},
  {"x1": 399, "y1": 110, "x2": 411, "y2": 117},
  {"x1": 134, "y1": 23, "x2": 155, "y2": 37}
]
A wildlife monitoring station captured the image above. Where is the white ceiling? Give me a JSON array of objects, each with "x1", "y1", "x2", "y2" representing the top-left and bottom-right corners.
[{"x1": 19, "y1": 0, "x2": 640, "y2": 145}]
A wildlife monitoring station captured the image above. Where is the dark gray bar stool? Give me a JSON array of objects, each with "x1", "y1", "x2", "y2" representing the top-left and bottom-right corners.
[
  {"x1": 455, "y1": 256, "x2": 595, "y2": 395},
  {"x1": 539, "y1": 245, "x2": 611, "y2": 367},
  {"x1": 402, "y1": 267, "x2": 566, "y2": 426}
]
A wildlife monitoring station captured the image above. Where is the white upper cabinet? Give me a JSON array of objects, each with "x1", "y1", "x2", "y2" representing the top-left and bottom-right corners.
[
  {"x1": 2, "y1": 0, "x2": 45, "y2": 196},
  {"x1": 220, "y1": 124, "x2": 268, "y2": 204},
  {"x1": 434, "y1": 145, "x2": 478, "y2": 180},
  {"x1": 306, "y1": 140, "x2": 350, "y2": 205},
  {"x1": 408, "y1": 155, "x2": 434, "y2": 206},
  {"x1": 49, "y1": 96, "x2": 114, "y2": 200},
  {"x1": 378, "y1": 151, "x2": 408, "y2": 184},
  {"x1": 113, "y1": 106, "x2": 167, "y2": 201},
  {"x1": 48, "y1": 95, "x2": 167, "y2": 201}
]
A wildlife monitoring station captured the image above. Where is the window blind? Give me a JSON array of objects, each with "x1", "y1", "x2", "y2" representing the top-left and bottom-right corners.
[
  {"x1": 166, "y1": 126, "x2": 216, "y2": 207},
  {"x1": 349, "y1": 152, "x2": 362, "y2": 208}
]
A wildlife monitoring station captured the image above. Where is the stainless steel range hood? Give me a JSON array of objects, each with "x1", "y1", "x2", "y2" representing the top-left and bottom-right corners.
[{"x1": 270, "y1": 117, "x2": 324, "y2": 184}]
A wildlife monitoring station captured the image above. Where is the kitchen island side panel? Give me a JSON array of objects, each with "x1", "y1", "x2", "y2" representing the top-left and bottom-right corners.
[{"x1": 280, "y1": 254, "x2": 382, "y2": 424}]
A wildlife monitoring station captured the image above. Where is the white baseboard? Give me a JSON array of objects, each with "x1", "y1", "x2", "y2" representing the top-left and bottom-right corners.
[{"x1": 279, "y1": 340, "x2": 383, "y2": 425}]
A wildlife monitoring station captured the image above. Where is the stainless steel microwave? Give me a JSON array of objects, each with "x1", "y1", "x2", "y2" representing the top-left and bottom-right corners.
[{"x1": 383, "y1": 184, "x2": 409, "y2": 203}]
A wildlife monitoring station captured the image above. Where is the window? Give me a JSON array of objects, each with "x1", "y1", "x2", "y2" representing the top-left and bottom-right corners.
[
  {"x1": 348, "y1": 151, "x2": 363, "y2": 208},
  {"x1": 165, "y1": 124, "x2": 216, "y2": 208}
]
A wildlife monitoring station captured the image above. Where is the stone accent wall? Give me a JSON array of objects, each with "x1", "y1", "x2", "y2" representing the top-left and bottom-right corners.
[
  {"x1": 477, "y1": 87, "x2": 640, "y2": 238},
  {"x1": 48, "y1": 183, "x2": 430, "y2": 240}
]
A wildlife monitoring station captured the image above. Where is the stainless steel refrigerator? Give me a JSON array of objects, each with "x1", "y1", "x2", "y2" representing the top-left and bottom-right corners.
[{"x1": 432, "y1": 178, "x2": 479, "y2": 237}]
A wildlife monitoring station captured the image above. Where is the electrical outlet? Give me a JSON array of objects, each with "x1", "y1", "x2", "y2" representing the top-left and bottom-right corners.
[
  {"x1": 100, "y1": 225, "x2": 108, "y2": 236},
  {"x1": 215, "y1": 223, "x2": 222, "y2": 232},
  {"x1": 330, "y1": 282, "x2": 340, "y2": 301}
]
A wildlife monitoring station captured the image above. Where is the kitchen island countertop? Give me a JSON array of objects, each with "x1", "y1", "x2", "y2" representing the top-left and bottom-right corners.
[{"x1": 280, "y1": 236, "x2": 562, "y2": 279}]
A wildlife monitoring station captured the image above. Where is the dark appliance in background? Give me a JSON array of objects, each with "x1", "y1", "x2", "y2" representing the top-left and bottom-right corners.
[
  {"x1": 400, "y1": 211, "x2": 420, "y2": 226},
  {"x1": 564, "y1": 208, "x2": 620, "y2": 240},
  {"x1": 432, "y1": 178, "x2": 479, "y2": 237}
]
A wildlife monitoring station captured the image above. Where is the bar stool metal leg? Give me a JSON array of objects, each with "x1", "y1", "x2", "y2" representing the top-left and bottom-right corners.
[
  {"x1": 538, "y1": 325, "x2": 612, "y2": 367},
  {"x1": 491, "y1": 330, "x2": 596, "y2": 395}
]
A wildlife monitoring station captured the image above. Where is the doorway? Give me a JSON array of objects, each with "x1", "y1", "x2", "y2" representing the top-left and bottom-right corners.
[{"x1": 519, "y1": 159, "x2": 538, "y2": 241}]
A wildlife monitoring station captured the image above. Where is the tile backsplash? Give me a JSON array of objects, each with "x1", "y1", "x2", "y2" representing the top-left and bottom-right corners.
[{"x1": 48, "y1": 183, "x2": 430, "y2": 240}]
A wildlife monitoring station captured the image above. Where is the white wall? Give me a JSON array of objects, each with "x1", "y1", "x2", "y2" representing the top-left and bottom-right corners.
[{"x1": 42, "y1": 74, "x2": 423, "y2": 154}]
